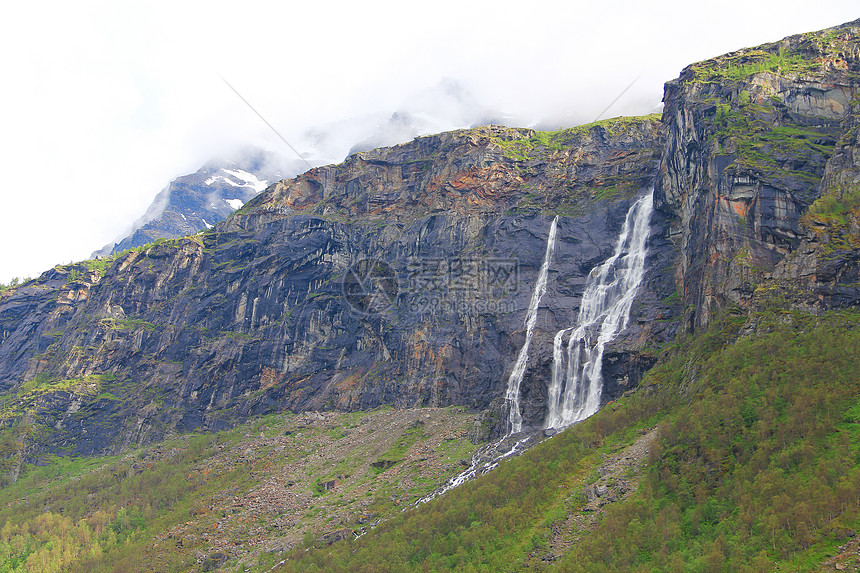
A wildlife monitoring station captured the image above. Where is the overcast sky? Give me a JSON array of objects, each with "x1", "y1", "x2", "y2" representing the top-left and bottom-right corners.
[{"x1": 1, "y1": 1, "x2": 857, "y2": 283}]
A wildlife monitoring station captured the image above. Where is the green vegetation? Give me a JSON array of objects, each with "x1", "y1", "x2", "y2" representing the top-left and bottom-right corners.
[
  {"x1": 12, "y1": 373, "x2": 116, "y2": 404},
  {"x1": 501, "y1": 131, "x2": 658, "y2": 217},
  {"x1": 571, "y1": 113, "x2": 663, "y2": 136},
  {"x1": 588, "y1": 184, "x2": 623, "y2": 203},
  {"x1": 689, "y1": 26, "x2": 860, "y2": 85},
  {"x1": 0, "y1": 433, "x2": 225, "y2": 572},
  {"x1": 63, "y1": 234, "x2": 200, "y2": 282},
  {"x1": 808, "y1": 183, "x2": 860, "y2": 221},
  {"x1": 0, "y1": 408, "x2": 481, "y2": 572},
  {"x1": 801, "y1": 108, "x2": 860, "y2": 251},
  {"x1": 81, "y1": 257, "x2": 117, "y2": 277},
  {"x1": 371, "y1": 423, "x2": 426, "y2": 474},
  {"x1": 0, "y1": 277, "x2": 30, "y2": 294},
  {"x1": 694, "y1": 47, "x2": 809, "y2": 82},
  {"x1": 101, "y1": 318, "x2": 158, "y2": 332},
  {"x1": 0, "y1": 215, "x2": 208, "y2": 294},
  {"x1": 555, "y1": 310, "x2": 860, "y2": 572},
  {"x1": 490, "y1": 114, "x2": 661, "y2": 163},
  {"x1": 493, "y1": 114, "x2": 661, "y2": 217},
  {"x1": 275, "y1": 309, "x2": 860, "y2": 572},
  {"x1": 707, "y1": 91, "x2": 836, "y2": 187}
]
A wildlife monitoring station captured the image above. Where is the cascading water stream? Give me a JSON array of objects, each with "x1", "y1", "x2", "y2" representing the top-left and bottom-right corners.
[
  {"x1": 416, "y1": 198, "x2": 650, "y2": 502},
  {"x1": 415, "y1": 198, "x2": 650, "y2": 502},
  {"x1": 545, "y1": 191, "x2": 653, "y2": 429},
  {"x1": 504, "y1": 216, "x2": 558, "y2": 434},
  {"x1": 414, "y1": 434, "x2": 533, "y2": 506}
]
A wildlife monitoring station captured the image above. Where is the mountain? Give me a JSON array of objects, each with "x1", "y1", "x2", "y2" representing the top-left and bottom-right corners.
[
  {"x1": 0, "y1": 117, "x2": 673, "y2": 461},
  {"x1": 93, "y1": 148, "x2": 289, "y2": 257},
  {"x1": 2, "y1": 17, "x2": 860, "y2": 459},
  {"x1": 0, "y1": 17, "x2": 858, "y2": 573}
]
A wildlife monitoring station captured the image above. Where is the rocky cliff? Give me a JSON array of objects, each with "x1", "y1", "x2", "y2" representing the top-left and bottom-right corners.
[
  {"x1": 2, "y1": 19, "x2": 859, "y2": 468},
  {"x1": 0, "y1": 118, "x2": 674, "y2": 462},
  {"x1": 655, "y1": 19, "x2": 860, "y2": 328}
]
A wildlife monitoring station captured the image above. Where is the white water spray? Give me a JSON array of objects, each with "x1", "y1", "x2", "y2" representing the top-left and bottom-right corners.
[
  {"x1": 545, "y1": 192, "x2": 653, "y2": 429},
  {"x1": 414, "y1": 434, "x2": 531, "y2": 505},
  {"x1": 505, "y1": 216, "x2": 558, "y2": 434}
]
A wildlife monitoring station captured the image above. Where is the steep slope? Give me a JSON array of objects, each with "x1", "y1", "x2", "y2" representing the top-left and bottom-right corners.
[
  {"x1": 0, "y1": 407, "x2": 485, "y2": 572},
  {"x1": 274, "y1": 309, "x2": 860, "y2": 573},
  {"x1": 656, "y1": 18, "x2": 860, "y2": 328},
  {"x1": 0, "y1": 118, "x2": 674, "y2": 465},
  {"x1": 274, "y1": 19, "x2": 860, "y2": 571}
]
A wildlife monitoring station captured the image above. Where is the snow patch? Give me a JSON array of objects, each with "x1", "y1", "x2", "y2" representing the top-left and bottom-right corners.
[
  {"x1": 203, "y1": 169, "x2": 268, "y2": 192},
  {"x1": 222, "y1": 169, "x2": 269, "y2": 192},
  {"x1": 202, "y1": 219, "x2": 213, "y2": 229},
  {"x1": 225, "y1": 199, "x2": 244, "y2": 210}
]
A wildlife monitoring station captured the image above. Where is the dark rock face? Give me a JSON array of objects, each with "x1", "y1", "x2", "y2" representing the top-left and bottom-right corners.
[
  {"x1": 766, "y1": 96, "x2": 860, "y2": 311},
  {"x1": 0, "y1": 120, "x2": 672, "y2": 456},
  {"x1": 655, "y1": 19, "x2": 860, "y2": 328}
]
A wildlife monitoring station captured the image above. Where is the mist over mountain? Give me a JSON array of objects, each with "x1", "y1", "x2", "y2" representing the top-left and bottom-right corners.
[
  {"x1": 96, "y1": 79, "x2": 508, "y2": 260},
  {"x1": 92, "y1": 148, "x2": 291, "y2": 257}
]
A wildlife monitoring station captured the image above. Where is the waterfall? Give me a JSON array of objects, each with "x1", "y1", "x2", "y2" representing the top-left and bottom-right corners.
[
  {"x1": 415, "y1": 434, "x2": 533, "y2": 505},
  {"x1": 505, "y1": 216, "x2": 558, "y2": 434},
  {"x1": 545, "y1": 191, "x2": 653, "y2": 429}
]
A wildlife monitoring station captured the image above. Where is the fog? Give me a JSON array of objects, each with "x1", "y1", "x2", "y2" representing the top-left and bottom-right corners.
[{"x1": 0, "y1": 0, "x2": 857, "y2": 282}]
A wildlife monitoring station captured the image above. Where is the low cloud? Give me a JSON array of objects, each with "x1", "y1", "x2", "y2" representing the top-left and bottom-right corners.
[{"x1": 0, "y1": 0, "x2": 858, "y2": 283}]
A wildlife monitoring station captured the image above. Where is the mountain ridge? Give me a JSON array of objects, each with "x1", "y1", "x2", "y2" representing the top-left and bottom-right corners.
[
  {"x1": 0, "y1": 117, "x2": 673, "y2": 465},
  {"x1": 92, "y1": 148, "x2": 289, "y2": 258}
]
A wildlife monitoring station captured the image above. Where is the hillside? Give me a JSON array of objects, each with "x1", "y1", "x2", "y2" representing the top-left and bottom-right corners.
[
  {"x1": 276, "y1": 309, "x2": 860, "y2": 572},
  {"x1": 0, "y1": 17, "x2": 858, "y2": 573},
  {"x1": 0, "y1": 406, "x2": 484, "y2": 571}
]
